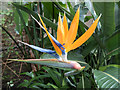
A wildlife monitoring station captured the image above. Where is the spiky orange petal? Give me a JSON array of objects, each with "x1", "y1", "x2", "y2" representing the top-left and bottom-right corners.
[
  {"x1": 57, "y1": 14, "x2": 65, "y2": 45},
  {"x1": 39, "y1": 15, "x2": 62, "y2": 56},
  {"x1": 63, "y1": 13, "x2": 68, "y2": 38},
  {"x1": 64, "y1": 8, "x2": 80, "y2": 50},
  {"x1": 66, "y1": 15, "x2": 101, "y2": 52}
]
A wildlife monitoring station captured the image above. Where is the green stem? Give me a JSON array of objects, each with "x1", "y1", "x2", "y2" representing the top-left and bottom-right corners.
[
  {"x1": 66, "y1": 77, "x2": 76, "y2": 87},
  {"x1": 82, "y1": 74, "x2": 84, "y2": 89}
]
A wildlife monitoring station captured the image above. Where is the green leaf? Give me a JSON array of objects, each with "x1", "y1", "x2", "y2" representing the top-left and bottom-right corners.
[
  {"x1": 42, "y1": 2, "x2": 53, "y2": 19},
  {"x1": 13, "y1": 8, "x2": 22, "y2": 34},
  {"x1": 67, "y1": 1, "x2": 75, "y2": 15},
  {"x1": 77, "y1": 76, "x2": 91, "y2": 88},
  {"x1": 84, "y1": 16, "x2": 92, "y2": 22},
  {"x1": 17, "y1": 80, "x2": 29, "y2": 88},
  {"x1": 40, "y1": 53, "x2": 55, "y2": 59},
  {"x1": 99, "y1": 64, "x2": 120, "y2": 71},
  {"x1": 29, "y1": 83, "x2": 50, "y2": 88},
  {"x1": 20, "y1": 72, "x2": 35, "y2": 78},
  {"x1": 104, "y1": 67, "x2": 120, "y2": 79},
  {"x1": 13, "y1": 3, "x2": 29, "y2": 35},
  {"x1": 12, "y1": 3, "x2": 58, "y2": 30},
  {"x1": 42, "y1": 66, "x2": 62, "y2": 87},
  {"x1": 93, "y1": 2, "x2": 115, "y2": 37},
  {"x1": 16, "y1": 8, "x2": 32, "y2": 43},
  {"x1": 93, "y1": 68, "x2": 120, "y2": 88},
  {"x1": 42, "y1": 2, "x2": 59, "y2": 21},
  {"x1": 81, "y1": 38, "x2": 97, "y2": 57},
  {"x1": 105, "y1": 29, "x2": 120, "y2": 55},
  {"x1": 68, "y1": 49, "x2": 85, "y2": 62},
  {"x1": 115, "y1": 2, "x2": 120, "y2": 27},
  {"x1": 47, "y1": 83, "x2": 58, "y2": 88}
]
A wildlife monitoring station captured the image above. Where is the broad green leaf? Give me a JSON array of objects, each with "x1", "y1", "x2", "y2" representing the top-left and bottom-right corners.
[
  {"x1": 82, "y1": 29, "x2": 120, "y2": 58},
  {"x1": 93, "y1": 68, "x2": 120, "y2": 88},
  {"x1": 68, "y1": 49, "x2": 85, "y2": 62},
  {"x1": 13, "y1": 8, "x2": 22, "y2": 34},
  {"x1": 99, "y1": 64, "x2": 120, "y2": 71},
  {"x1": 115, "y1": 3, "x2": 120, "y2": 27},
  {"x1": 81, "y1": 38, "x2": 97, "y2": 57},
  {"x1": 42, "y1": 2, "x2": 53, "y2": 19},
  {"x1": 16, "y1": 8, "x2": 32, "y2": 43},
  {"x1": 42, "y1": 2, "x2": 59, "y2": 21},
  {"x1": 104, "y1": 67, "x2": 120, "y2": 79},
  {"x1": 12, "y1": 3, "x2": 58, "y2": 30},
  {"x1": 93, "y1": 2, "x2": 115, "y2": 37},
  {"x1": 13, "y1": 3, "x2": 29, "y2": 35},
  {"x1": 110, "y1": 54, "x2": 120, "y2": 64},
  {"x1": 16, "y1": 8, "x2": 39, "y2": 58},
  {"x1": 105, "y1": 29, "x2": 120, "y2": 55}
]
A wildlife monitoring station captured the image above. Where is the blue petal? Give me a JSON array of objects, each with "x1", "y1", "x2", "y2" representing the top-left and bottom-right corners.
[
  {"x1": 42, "y1": 28, "x2": 65, "y2": 49},
  {"x1": 31, "y1": 15, "x2": 65, "y2": 55},
  {"x1": 50, "y1": 53, "x2": 61, "y2": 60},
  {"x1": 31, "y1": 15, "x2": 64, "y2": 49},
  {"x1": 30, "y1": 45, "x2": 55, "y2": 54},
  {"x1": 30, "y1": 45, "x2": 61, "y2": 59},
  {"x1": 29, "y1": 45, "x2": 61, "y2": 59},
  {"x1": 42, "y1": 29, "x2": 66, "y2": 55},
  {"x1": 18, "y1": 40, "x2": 60, "y2": 59},
  {"x1": 42, "y1": 28, "x2": 66, "y2": 55}
]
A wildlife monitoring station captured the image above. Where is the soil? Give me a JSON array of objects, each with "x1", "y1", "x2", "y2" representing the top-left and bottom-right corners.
[{"x1": 1, "y1": 2, "x2": 32, "y2": 89}]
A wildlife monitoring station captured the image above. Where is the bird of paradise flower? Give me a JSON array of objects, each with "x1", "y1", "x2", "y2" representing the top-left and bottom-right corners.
[{"x1": 8, "y1": 8, "x2": 101, "y2": 74}]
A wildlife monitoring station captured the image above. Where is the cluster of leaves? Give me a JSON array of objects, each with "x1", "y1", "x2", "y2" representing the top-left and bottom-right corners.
[{"x1": 2, "y1": 1, "x2": 120, "y2": 89}]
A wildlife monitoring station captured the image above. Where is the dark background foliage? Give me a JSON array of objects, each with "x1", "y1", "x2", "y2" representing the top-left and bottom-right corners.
[{"x1": 1, "y1": 1, "x2": 120, "y2": 89}]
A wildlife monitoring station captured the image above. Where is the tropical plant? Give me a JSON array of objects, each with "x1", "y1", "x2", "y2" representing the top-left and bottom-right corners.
[{"x1": 2, "y1": 1, "x2": 120, "y2": 89}]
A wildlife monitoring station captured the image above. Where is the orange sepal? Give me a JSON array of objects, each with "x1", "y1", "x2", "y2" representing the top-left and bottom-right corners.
[
  {"x1": 66, "y1": 14, "x2": 101, "y2": 52},
  {"x1": 57, "y1": 14, "x2": 65, "y2": 45},
  {"x1": 63, "y1": 13, "x2": 68, "y2": 38},
  {"x1": 38, "y1": 15, "x2": 62, "y2": 56},
  {"x1": 64, "y1": 8, "x2": 80, "y2": 50}
]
